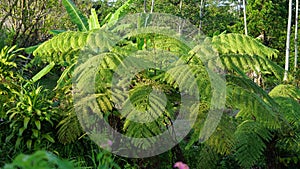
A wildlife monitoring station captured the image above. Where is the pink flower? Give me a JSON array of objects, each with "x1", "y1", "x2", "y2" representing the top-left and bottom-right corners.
[
  {"x1": 173, "y1": 161, "x2": 189, "y2": 169},
  {"x1": 107, "y1": 140, "x2": 113, "y2": 146},
  {"x1": 101, "y1": 139, "x2": 113, "y2": 148}
]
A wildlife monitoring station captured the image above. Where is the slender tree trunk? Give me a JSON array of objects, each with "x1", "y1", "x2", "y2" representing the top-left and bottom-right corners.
[
  {"x1": 295, "y1": 0, "x2": 299, "y2": 71},
  {"x1": 178, "y1": 0, "x2": 183, "y2": 35},
  {"x1": 179, "y1": 0, "x2": 183, "y2": 11},
  {"x1": 238, "y1": 0, "x2": 241, "y2": 16},
  {"x1": 199, "y1": 0, "x2": 205, "y2": 33},
  {"x1": 144, "y1": 0, "x2": 147, "y2": 13},
  {"x1": 242, "y1": 0, "x2": 248, "y2": 35},
  {"x1": 284, "y1": 0, "x2": 293, "y2": 81},
  {"x1": 150, "y1": 0, "x2": 154, "y2": 13}
]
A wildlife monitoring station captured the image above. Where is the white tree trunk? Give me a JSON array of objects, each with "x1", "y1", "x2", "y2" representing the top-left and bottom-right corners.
[
  {"x1": 199, "y1": 0, "x2": 205, "y2": 33},
  {"x1": 243, "y1": 0, "x2": 248, "y2": 35},
  {"x1": 178, "y1": 0, "x2": 183, "y2": 35},
  {"x1": 295, "y1": 0, "x2": 299, "y2": 70},
  {"x1": 284, "y1": 0, "x2": 293, "y2": 81},
  {"x1": 150, "y1": 0, "x2": 154, "y2": 13}
]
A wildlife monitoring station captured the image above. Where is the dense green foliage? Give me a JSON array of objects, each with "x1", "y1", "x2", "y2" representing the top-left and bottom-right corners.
[{"x1": 0, "y1": 0, "x2": 299, "y2": 169}]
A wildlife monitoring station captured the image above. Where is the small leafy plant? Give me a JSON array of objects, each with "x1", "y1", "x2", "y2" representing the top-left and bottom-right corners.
[
  {"x1": 3, "y1": 150, "x2": 77, "y2": 169},
  {"x1": 4, "y1": 84, "x2": 58, "y2": 150}
]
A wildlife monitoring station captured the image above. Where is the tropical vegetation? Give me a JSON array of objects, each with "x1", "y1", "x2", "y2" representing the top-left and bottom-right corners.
[{"x1": 0, "y1": 0, "x2": 299, "y2": 169}]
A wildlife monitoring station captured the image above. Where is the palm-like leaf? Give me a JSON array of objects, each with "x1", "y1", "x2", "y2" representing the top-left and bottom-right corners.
[{"x1": 62, "y1": 0, "x2": 89, "y2": 31}]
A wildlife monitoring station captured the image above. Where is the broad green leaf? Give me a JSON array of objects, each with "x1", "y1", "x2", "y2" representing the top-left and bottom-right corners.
[
  {"x1": 24, "y1": 62, "x2": 55, "y2": 88},
  {"x1": 43, "y1": 134, "x2": 55, "y2": 143},
  {"x1": 107, "y1": 0, "x2": 133, "y2": 26},
  {"x1": 15, "y1": 137, "x2": 22, "y2": 148},
  {"x1": 25, "y1": 45, "x2": 39, "y2": 54},
  {"x1": 48, "y1": 29, "x2": 66, "y2": 35},
  {"x1": 24, "y1": 117, "x2": 30, "y2": 129},
  {"x1": 35, "y1": 120, "x2": 41, "y2": 130},
  {"x1": 62, "y1": 0, "x2": 89, "y2": 31},
  {"x1": 32, "y1": 129, "x2": 39, "y2": 138},
  {"x1": 19, "y1": 127, "x2": 25, "y2": 136},
  {"x1": 54, "y1": 62, "x2": 75, "y2": 90},
  {"x1": 26, "y1": 139, "x2": 32, "y2": 149},
  {"x1": 88, "y1": 8, "x2": 100, "y2": 30}
]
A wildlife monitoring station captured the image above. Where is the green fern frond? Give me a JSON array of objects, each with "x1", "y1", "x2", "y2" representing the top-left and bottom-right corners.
[
  {"x1": 234, "y1": 120, "x2": 272, "y2": 168},
  {"x1": 221, "y1": 54, "x2": 284, "y2": 80},
  {"x1": 123, "y1": 120, "x2": 164, "y2": 150},
  {"x1": 197, "y1": 145, "x2": 220, "y2": 168},
  {"x1": 57, "y1": 111, "x2": 82, "y2": 144},
  {"x1": 276, "y1": 86, "x2": 300, "y2": 155},
  {"x1": 120, "y1": 84, "x2": 171, "y2": 121},
  {"x1": 269, "y1": 84, "x2": 300, "y2": 100},
  {"x1": 186, "y1": 102, "x2": 210, "y2": 149},
  {"x1": 205, "y1": 115, "x2": 236, "y2": 155},
  {"x1": 33, "y1": 31, "x2": 88, "y2": 64},
  {"x1": 33, "y1": 29, "x2": 119, "y2": 65},
  {"x1": 88, "y1": 8, "x2": 100, "y2": 30},
  {"x1": 150, "y1": 35, "x2": 191, "y2": 55},
  {"x1": 212, "y1": 33, "x2": 278, "y2": 59},
  {"x1": 269, "y1": 85, "x2": 300, "y2": 126},
  {"x1": 163, "y1": 63, "x2": 211, "y2": 98},
  {"x1": 227, "y1": 75, "x2": 280, "y2": 107},
  {"x1": 226, "y1": 83, "x2": 281, "y2": 129}
]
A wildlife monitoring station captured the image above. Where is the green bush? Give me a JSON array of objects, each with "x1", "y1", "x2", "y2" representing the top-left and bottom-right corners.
[
  {"x1": 4, "y1": 84, "x2": 58, "y2": 150},
  {"x1": 3, "y1": 150, "x2": 77, "y2": 169}
]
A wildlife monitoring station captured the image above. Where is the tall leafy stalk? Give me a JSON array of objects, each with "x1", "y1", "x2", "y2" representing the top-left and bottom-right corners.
[{"x1": 284, "y1": 0, "x2": 293, "y2": 81}]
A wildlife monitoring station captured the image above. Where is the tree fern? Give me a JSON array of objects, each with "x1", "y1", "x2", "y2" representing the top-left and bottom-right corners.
[
  {"x1": 30, "y1": 12, "x2": 298, "y2": 166},
  {"x1": 234, "y1": 120, "x2": 272, "y2": 168},
  {"x1": 269, "y1": 84, "x2": 300, "y2": 165}
]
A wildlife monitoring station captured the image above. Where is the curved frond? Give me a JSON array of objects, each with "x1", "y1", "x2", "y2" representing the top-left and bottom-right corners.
[
  {"x1": 226, "y1": 82, "x2": 281, "y2": 129},
  {"x1": 221, "y1": 54, "x2": 284, "y2": 80},
  {"x1": 33, "y1": 31, "x2": 88, "y2": 64},
  {"x1": 205, "y1": 115, "x2": 236, "y2": 155},
  {"x1": 234, "y1": 120, "x2": 272, "y2": 168},
  {"x1": 269, "y1": 84, "x2": 300, "y2": 154},
  {"x1": 269, "y1": 85, "x2": 300, "y2": 125},
  {"x1": 212, "y1": 33, "x2": 278, "y2": 59},
  {"x1": 196, "y1": 145, "x2": 220, "y2": 168},
  {"x1": 57, "y1": 111, "x2": 82, "y2": 144}
]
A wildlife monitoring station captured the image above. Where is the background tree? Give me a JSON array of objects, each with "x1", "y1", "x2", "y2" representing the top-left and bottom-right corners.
[
  {"x1": 284, "y1": 0, "x2": 292, "y2": 81},
  {"x1": 0, "y1": 0, "x2": 93, "y2": 48},
  {"x1": 232, "y1": 0, "x2": 288, "y2": 64},
  {"x1": 295, "y1": 0, "x2": 299, "y2": 72}
]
